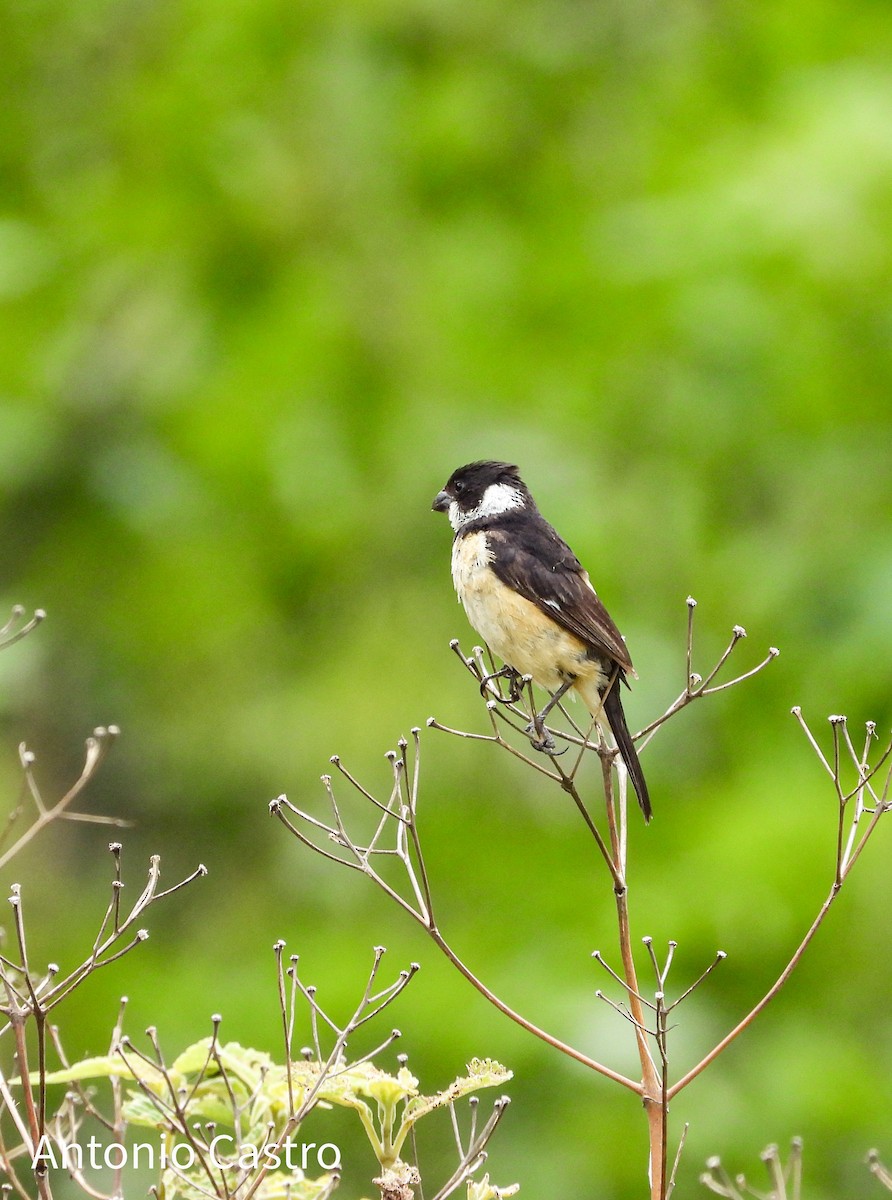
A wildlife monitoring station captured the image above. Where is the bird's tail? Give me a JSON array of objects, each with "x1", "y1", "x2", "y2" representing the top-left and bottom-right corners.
[{"x1": 602, "y1": 682, "x2": 652, "y2": 823}]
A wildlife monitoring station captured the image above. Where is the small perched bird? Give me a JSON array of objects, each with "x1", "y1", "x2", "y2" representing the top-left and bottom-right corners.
[{"x1": 432, "y1": 460, "x2": 651, "y2": 822}]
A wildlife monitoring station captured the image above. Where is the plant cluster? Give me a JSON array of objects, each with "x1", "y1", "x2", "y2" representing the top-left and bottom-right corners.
[
  {"x1": 272, "y1": 598, "x2": 892, "y2": 1198},
  {"x1": 0, "y1": 607, "x2": 515, "y2": 1200},
  {"x1": 1, "y1": 597, "x2": 890, "y2": 1198}
]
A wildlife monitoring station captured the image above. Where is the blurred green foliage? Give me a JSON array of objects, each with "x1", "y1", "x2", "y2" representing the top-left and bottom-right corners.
[{"x1": 2, "y1": 0, "x2": 892, "y2": 1195}]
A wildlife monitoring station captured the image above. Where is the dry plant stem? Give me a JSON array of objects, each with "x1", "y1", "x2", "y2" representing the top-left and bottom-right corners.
[
  {"x1": 0, "y1": 607, "x2": 45, "y2": 652},
  {"x1": 702, "y1": 1138, "x2": 803, "y2": 1200},
  {"x1": 119, "y1": 964, "x2": 408, "y2": 1200},
  {"x1": 597, "y1": 759, "x2": 664, "y2": 1200},
  {"x1": 118, "y1": 1035, "x2": 219, "y2": 1186},
  {"x1": 39, "y1": 1079, "x2": 113, "y2": 1200},
  {"x1": 0, "y1": 857, "x2": 204, "y2": 1200},
  {"x1": 0, "y1": 1132, "x2": 29, "y2": 1199},
  {"x1": 0, "y1": 1055, "x2": 36, "y2": 1155},
  {"x1": 424, "y1": 926, "x2": 637, "y2": 1090},
  {"x1": 25, "y1": 854, "x2": 208, "y2": 1016},
  {"x1": 8, "y1": 889, "x2": 51, "y2": 1163},
  {"x1": 669, "y1": 711, "x2": 891, "y2": 1101},
  {"x1": 787, "y1": 1136, "x2": 803, "y2": 1198},
  {"x1": 634, "y1": 603, "x2": 779, "y2": 751},
  {"x1": 868, "y1": 1150, "x2": 892, "y2": 1189},
  {"x1": 655, "y1": 994, "x2": 670, "y2": 1199},
  {"x1": 239, "y1": 949, "x2": 409, "y2": 1200},
  {"x1": 445, "y1": 653, "x2": 670, "y2": 1190},
  {"x1": 665, "y1": 1123, "x2": 689, "y2": 1200},
  {"x1": 272, "y1": 779, "x2": 640, "y2": 1092},
  {"x1": 0, "y1": 728, "x2": 124, "y2": 872},
  {"x1": 0, "y1": 1154, "x2": 31, "y2": 1200},
  {"x1": 12, "y1": 1016, "x2": 51, "y2": 1200},
  {"x1": 278, "y1": 601, "x2": 892, "y2": 1200},
  {"x1": 552, "y1": 757, "x2": 621, "y2": 887},
  {"x1": 431, "y1": 1095, "x2": 511, "y2": 1200},
  {"x1": 45, "y1": 1011, "x2": 127, "y2": 1200},
  {"x1": 668, "y1": 838, "x2": 878, "y2": 1099},
  {"x1": 288, "y1": 746, "x2": 594, "y2": 1066},
  {"x1": 272, "y1": 608, "x2": 782, "y2": 1173},
  {"x1": 274, "y1": 941, "x2": 295, "y2": 1114},
  {"x1": 428, "y1": 620, "x2": 812, "y2": 1186}
]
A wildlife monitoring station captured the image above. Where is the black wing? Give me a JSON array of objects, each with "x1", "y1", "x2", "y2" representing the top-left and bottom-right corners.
[{"x1": 486, "y1": 516, "x2": 635, "y2": 674}]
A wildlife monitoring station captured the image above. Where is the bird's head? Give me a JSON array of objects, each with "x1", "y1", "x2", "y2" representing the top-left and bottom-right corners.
[{"x1": 432, "y1": 461, "x2": 530, "y2": 531}]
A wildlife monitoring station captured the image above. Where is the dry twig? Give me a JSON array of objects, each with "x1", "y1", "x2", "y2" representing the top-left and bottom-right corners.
[{"x1": 272, "y1": 597, "x2": 889, "y2": 1200}]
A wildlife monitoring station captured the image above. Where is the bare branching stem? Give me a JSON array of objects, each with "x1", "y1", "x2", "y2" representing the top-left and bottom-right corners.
[
  {"x1": 553, "y1": 760, "x2": 622, "y2": 888},
  {"x1": 274, "y1": 747, "x2": 642, "y2": 1093},
  {"x1": 0, "y1": 607, "x2": 45, "y2": 651},
  {"x1": 670, "y1": 709, "x2": 891, "y2": 1101},
  {"x1": 430, "y1": 1095, "x2": 511, "y2": 1200},
  {"x1": 0, "y1": 728, "x2": 121, "y2": 872},
  {"x1": 598, "y1": 760, "x2": 664, "y2": 1198},
  {"x1": 427, "y1": 928, "x2": 639, "y2": 1092},
  {"x1": 274, "y1": 598, "x2": 889, "y2": 1200}
]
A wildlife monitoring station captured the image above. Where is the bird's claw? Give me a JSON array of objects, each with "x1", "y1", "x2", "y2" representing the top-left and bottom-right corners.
[
  {"x1": 479, "y1": 666, "x2": 523, "y2": 703},
  {"x1": 525, "y1": 722, "x2": 568, "y2": 757}
]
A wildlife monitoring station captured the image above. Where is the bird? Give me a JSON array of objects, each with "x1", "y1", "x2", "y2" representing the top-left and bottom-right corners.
[{"x1": 432, "y1": 460, "x2": 651, "y2": 822}]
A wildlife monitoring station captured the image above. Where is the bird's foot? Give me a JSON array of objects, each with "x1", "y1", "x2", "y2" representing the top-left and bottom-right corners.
[
  {"x1": 479, "y1": 665, "x2": 523, "y2": 703},
  {"x1": 525, "y1": 720, "x2": 568, "y2": 757}
]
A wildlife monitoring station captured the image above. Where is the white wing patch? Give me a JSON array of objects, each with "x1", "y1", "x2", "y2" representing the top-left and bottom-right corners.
[{"x1": 544, "y1": 599, "x2": 561, "y2": 611}]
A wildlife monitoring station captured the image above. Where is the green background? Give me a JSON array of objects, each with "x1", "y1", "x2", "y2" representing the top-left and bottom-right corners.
[{"x1": 3, "y1": 0, "x2": 892, "y2": 1195}]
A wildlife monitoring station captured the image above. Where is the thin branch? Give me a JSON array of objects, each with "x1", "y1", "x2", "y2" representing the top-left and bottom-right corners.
[
  {"x1": 665, "y1": 951, "x2": 727, "y2": 1013},
  {"x1": 699, "y1": 625, "x2": 748, "y2": 691},
  {"x1": 426, "y1": 930, "x2": 639, "y2": 1092},
  {"x1": 0, "y1": 727, "x2": 121, "y2": 871},
  {"x1": 0, "y1": 607, "x2": 45, "y2": 651},
  {"x1": 637, "y1": 602, "x2": 778, "y2": 747},
  {"x1": 699, "y1": 646, "x2": 780, "y2": 696},
  {"x1": 668, "y1": 874, "x2": 840, "y2": 1099},
  {"x1": 430, "y1": 1096, "x2": 512, "y2": 1200},
  {"x1": 868, "y1": 1150, "x2": 892, "y2": 1190},
  {"x1": 666, "y1": 1123, "x2": 689, "y2": 1200}
]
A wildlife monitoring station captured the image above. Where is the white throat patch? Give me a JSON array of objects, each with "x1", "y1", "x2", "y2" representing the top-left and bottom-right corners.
[{"x1": 448, "y1": 482, "x2": 524, "y2": 531}]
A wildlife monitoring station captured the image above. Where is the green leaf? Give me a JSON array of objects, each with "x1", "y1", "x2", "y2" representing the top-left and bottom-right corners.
[
  {"x1": 34, "y1": 1055, "x2": 166, "y2": 1088},
  {"x1": 403, "y1": 1059, "x2": 512, "y2": 1124}
]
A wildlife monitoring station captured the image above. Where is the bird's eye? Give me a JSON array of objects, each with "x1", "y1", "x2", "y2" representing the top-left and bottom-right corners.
[{"x1": 453, "y1": 480, "x2": 465, "y2": 495}]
